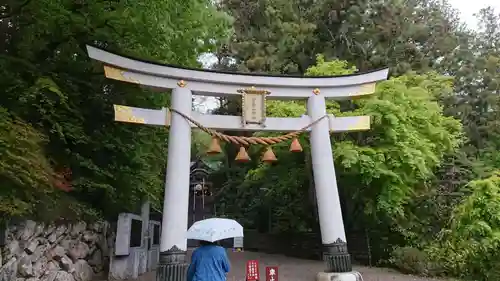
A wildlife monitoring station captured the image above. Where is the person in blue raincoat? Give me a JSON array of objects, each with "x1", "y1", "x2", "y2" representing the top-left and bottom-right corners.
[{"x1": 187, "y1": 240, "x2": 230, "y2": 281}]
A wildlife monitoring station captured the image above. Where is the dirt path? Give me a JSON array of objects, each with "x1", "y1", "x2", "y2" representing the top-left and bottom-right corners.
[
  {"x1": 121, "y1": 250, "x2": 452, "y2": 281},
  {"x1": 226, "y1": 251, "x2": 449, "y2": 281}
]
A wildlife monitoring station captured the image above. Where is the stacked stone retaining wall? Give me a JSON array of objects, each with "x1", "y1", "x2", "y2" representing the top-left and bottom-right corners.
[{"x1": 0, "y1": 220, "x2": 115, "y2": 281}]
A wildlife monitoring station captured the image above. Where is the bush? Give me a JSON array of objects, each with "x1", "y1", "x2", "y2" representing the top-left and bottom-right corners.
[
  {"x1": 424, "y1": 173, "x2": 500, "y2": 280},
  {"x1": 390, "y1": 246, "x2": 431, "y2": 275}
]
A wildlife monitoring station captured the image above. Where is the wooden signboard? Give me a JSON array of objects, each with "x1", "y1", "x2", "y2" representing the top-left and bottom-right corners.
[{"x1": 239, "y1": 87, "x2": 270, "y2": 127}]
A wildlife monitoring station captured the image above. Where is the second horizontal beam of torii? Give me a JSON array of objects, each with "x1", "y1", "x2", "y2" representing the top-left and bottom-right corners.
[{"x1": 113, "y1": 104, "x2": 370, "y2": 133}]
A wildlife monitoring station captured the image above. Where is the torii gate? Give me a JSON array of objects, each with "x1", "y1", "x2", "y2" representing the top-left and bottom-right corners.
[{"x1": 86, "y1": 45, "x2": 388, "y2": 281}]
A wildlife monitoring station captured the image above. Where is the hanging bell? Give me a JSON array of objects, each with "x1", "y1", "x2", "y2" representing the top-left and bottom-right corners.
[
  {"x1": 289, "y1": 137, "x2": 303, "y2": 152},
  {"x1": 206, "y1": 137, "x2": 222, "y2": 155},
  {"x1": 262, "y1": 147, "x2": 277, "y2": 163},
  {"x1": 235, "y1": 146, "x2": 251, "y2": 162}
]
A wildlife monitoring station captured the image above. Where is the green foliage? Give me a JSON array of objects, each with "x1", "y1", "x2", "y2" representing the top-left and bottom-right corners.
[
  {"x1": 0, "y1": 0, "x2": 231, "y2": 219},
  {"x1": 305, "y1": 55, "x2": 357, "y2": 76},
  {"x1": 219, "y1": 0, "x2": 466, "y2": 75},
  {"x1": 3, "y1": 0, "x2": 500, "y2": 278},
  {"x1": 441, "y1": 7, "x2": 500, "y2": 159},
  {"x1": 219, "y1": 0, "x2": 319, "y2": 74},
  {"x1": 214, "y1": 4, "x2": 500, "y2": 271},
  {"x1": 0, "y1": 108, "x2": 54, "y2": 217},
  {"x1": 216, "y1": 57, "x2": 462, "y2": 241},
  {"x1": 411, "y1": 151, "x2": 485, "y2": 242},
  {"x1": 214, "y1": 1, "x2": 500, "y2": 278},
  {"x1": 305, "y1": 58, "x2": 462, "y2": 237},
  {"x1": 0, "y1": 107, "x2": 102, "y2": 221},
  {"x1": 423, "y1": 173, "x2": 500, "y2": 280},
  {"x1": 389, "y1": 246, "x2": 431, "y2": 276}
]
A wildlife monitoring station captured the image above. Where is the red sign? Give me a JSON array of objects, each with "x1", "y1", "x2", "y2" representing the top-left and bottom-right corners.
[
  {"x1": 246, "y1": 260, "x2": 260, "y2": 281},
  {"x1": 265, "y1": 266, "x2": 278, "y2": 281}
]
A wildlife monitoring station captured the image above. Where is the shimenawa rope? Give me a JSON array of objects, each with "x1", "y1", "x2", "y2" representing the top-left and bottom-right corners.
[{"x1": 169, "y1": 108, "x2": 328, "y2": 147}]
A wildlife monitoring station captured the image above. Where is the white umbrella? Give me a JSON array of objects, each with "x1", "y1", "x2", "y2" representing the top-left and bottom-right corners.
[{"x1": 187, "y1": 218, "x2": 243, "y2": 242}]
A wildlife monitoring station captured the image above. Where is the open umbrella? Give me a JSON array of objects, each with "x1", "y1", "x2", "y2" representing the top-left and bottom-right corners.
[{"x1": 187, "y1": 218, "x2": 243, "y2": 242}]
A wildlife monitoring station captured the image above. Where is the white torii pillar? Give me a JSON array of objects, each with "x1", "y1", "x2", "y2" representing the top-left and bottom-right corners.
[
  {"x1": 157, "y1": 87, "x2": 193, "y2": 279},
  {"x1": 86, "y1": 45, "x2": 388, "y2": 281}
]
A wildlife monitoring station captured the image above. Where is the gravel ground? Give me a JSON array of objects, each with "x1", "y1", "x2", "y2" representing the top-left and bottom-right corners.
[
  {"x1": 225, "y1": 251, "x2": 450, "y2": 281},
  {"x1": 117, "y1": 250, "x2": 453, "y2": 281}
]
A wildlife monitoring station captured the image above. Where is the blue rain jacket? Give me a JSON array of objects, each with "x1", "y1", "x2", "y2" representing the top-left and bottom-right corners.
[{"x1": 187, "y1": 245, "x2": 230, "y2": 281}]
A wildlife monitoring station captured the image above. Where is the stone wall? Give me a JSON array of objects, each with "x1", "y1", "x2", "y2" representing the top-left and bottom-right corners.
[{"x1": 0, "y1": 220, "x2": 115, "y2": 281}]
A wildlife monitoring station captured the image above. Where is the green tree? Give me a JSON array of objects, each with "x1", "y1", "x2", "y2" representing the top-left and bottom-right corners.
[
  {"x1": 0, "y1": 108, "x2": 55, "y2": 217},
  {"x1": 427, "y1": 172, "x2": 500, "y2": 280},
  {"x1": 439, "y1": 7, "x2": 500, "y2": 149},
  {"x1": 0, "y1": 0, "x2": 232, "y2": 219},
  {"x1": 308, "y1": 58, "x2": 462, "y2": 240},
  {"x1": 219, "y1": 0, "x2": 466, "y2": 75},
  {"x1": 215, "y1": 57, "x2": 462, "y2": 246}
]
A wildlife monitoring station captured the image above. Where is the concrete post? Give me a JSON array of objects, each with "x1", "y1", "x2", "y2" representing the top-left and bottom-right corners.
[
  {"x1": 307, "y1": 94, "x2": 352, "y2": 274},
  {"x1": 141, "y1": 200, "x2": 151, "y2": 249},
  {"x1": 157, "y1": 87, "x2": 192, "y2": 281}
]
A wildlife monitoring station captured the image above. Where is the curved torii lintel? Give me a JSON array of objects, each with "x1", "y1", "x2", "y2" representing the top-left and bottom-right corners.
[{"x1": 86, "y1": 45, "x2": 389, "y2": 100}]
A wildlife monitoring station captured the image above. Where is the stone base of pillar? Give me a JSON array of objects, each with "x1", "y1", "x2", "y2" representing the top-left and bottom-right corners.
[
  {"x1": 316, "y1": 271, "x2": 363, "y2": 281},
  {"x1": 156, "y1": 246, "x2": 189, "y2": 281},
  {"x1": 323, "y1": 239, "x2": 352, "y2": 273}
]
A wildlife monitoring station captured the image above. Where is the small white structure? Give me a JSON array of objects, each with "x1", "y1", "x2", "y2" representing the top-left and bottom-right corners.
[
  {"x1": 109, "y1": 202, "x2": 161, "y2": 279},
  {"x1": 87, "y1": 45, "x2": 388, "y2": 281},
  {"x1": 233, "y1": 237, "x2": 244, "y2": 252}
]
